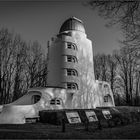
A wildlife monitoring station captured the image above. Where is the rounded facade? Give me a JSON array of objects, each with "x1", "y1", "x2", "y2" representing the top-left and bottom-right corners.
[
  {"x1": 60, "y1": 40, "x2": 79, "y2": 90},
  {"x1": 47, "y1": 36, "x2": 80, "y2": 92}
]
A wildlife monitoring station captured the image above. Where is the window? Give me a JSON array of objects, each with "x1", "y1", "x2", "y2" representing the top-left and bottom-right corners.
[
  {"x1": 56, "y1": 99, "x2": 61, "y2": 105},
  {"x1": 67, "y1": 69, "x2": 78, "y2": 76},
  {"x1": 99, "y1": 83, "x2": 102, "y2": 89},
  {"x1": 50, "y1": 99, "x2": 55, "y2": 105},
  {"x1": 50, "y1": 98, "x2": 61, "y2": 105},
  {"x1": 104, "y1": 96, "x2": 108, "y2": 102},
  {"x1": 104, "y1": 84, "x2": 110, "y2": 94},
  {"x1": 67, "y1": 82, "x2": 78, "y2": 90},
  {"x1": 33, "y1": 95, "x2": 41, "y2": 104},
  {"x1": 67, "y1": 42, "x2": 77, "y2": 50},
  {"x1": 67, "y1": 55, "x2": 78, "y2": 63}
]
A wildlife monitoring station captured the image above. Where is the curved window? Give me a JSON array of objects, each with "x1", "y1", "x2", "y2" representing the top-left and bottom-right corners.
[
  {"x1": 67, "y1": 82, "x2": 78, "y2": 90},
  {"x1": 67, "y1": 42, "x2": 77, "y2": 50},
  {"x1": 67, "y1": 55, "x2": 78, "y2": 63},
  {"x1": 32, "y1": 95, "x2": 41, "y2": 104},
  {"x1": 66, "y1": 69, "x2": 78, "y2": 76},
  {"x1": 56, "y1": 99, "x2": 61, "y2": 105}
]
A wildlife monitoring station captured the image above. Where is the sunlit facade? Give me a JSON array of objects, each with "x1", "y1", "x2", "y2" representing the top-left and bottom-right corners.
[
  {"x1": 0, "y1": 17, "x2": 115, "y2": 124},
  {"x1": 47, "y1": 17, "x2": 115, "y2": 109}
]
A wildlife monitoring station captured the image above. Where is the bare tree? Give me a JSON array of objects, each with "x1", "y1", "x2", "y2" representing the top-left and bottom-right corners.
[
  {"x1": 0, "y1": 28, "x2": 48, "y2": 103},
  {"x1": 106, "y1": 54, "x2": 117, "y2": 94},
  {"x1": 87, "y1": 0, "x2": 140, "y2": 46},
  {"x1": 87, "y1": 0, "x2": 140, "y2": 106},
  {"x1": 113, "y1": 46, "x2": 139, "y2": 105},
  {"x1": 94, "y1": 53, "x2": 117, "y2": 98},
  {"x1": 0, "y1": 28, "x2": 16, "y2": 104},
  {"x1": 24, "y1": 41, "x2": 47, "y2": 89},
  {"x1": 94, "y1": 53, "x2": 108, "y2": 81},
  {"x1": 12, "y1": 35, "x2": 28, "y2": 101}
]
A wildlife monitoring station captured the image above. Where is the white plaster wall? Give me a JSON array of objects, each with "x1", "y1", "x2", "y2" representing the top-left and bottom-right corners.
[
  {"x1": 0, "y1": 88, "x2": 68, "y2": 124},
  {"x1": 47, "y1": 39, "x2": 64, "y2": 87},
  {"x1": 62, "y1": 31, "x2": 114, "y2": 108},
  {"x1": 47, "y1": 30, "x2": 115, "y2": 109}
]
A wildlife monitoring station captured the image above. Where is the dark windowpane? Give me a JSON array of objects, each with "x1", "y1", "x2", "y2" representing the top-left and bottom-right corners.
[
  {"x1": 67, "y1": 55, "x2": 78, "y2": 63},
  {"x1": 34, "y1": 95, "x2": 41, "y2": 103},
  {"x1": 56, "y1": 100, "x2": 61, "y2": 105},
  {"x1": 104, "y1": 96, "x2": 108, "y2": 102},
  {"x1": 50, "y1": 99, "x2": 55, "y2": 105},
  {"x1": 50, "y1": 98, "x2": 61, "y2": 105},
  {"x1": 67, "y1": 43, "x2": 72, "y2": 49},
  {"x1": 67, "y1": 82, "x2": 78, "y2": 90},
  {"x1": 67, "y1": 69, "x2": 72, "y2": 75},
  {"x1": 67, "y1": 42, "x2": 77, "y2": 50},
  {"x1": 66, "y1": 69, "x2": 78, "y2": 76},
  {"x1": 67, "y1": 56, "x2": 72, "y2": 62}
]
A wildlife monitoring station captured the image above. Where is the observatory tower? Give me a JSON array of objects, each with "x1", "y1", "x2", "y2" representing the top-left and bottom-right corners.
[
  {"x1": 0, "y1": 17, "x2": 115, "y2": 125},
  {"x1": 47, "y1": 17, "x2": 115, "y2": 109}
]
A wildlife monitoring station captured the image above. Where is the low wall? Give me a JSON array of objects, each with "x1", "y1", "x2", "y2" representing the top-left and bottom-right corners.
[{"x1": 39, "y1": 106, "x2": 140, "y2": 127}]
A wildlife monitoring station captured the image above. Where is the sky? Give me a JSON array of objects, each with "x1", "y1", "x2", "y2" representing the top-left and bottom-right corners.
[{"x1": 0, "y1": 0, "x2": 123, "y2": 55}]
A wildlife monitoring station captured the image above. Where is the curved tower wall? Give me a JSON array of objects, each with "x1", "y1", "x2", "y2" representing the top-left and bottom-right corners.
[
  {"x1": 47, "y1": 17, "x2": 115, "y2": 109},
  {"x1": 47, "y1": 30, "x2": 96, "y2": 108},
  {"x1": 47, "y1": 35, "x2": 80, "y2": 88}
]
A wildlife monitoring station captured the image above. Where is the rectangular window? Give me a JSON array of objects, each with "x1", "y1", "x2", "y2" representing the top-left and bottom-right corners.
[
  {"x1": 50, "y1": 99, "x2": 55, "y2": 105},
  {"x1": 67, "y1": 83, "x2": 72, "y2": 89},
  {"x1": 67, "y1": 43, "x2": 72, "y2": 49},
  {"x1": 56, "y1": 100, "x2": 61, "y2": 105},
  {"x1": 67, "y1": 55, "x2": 77, "y2": 63},
  {"x1": 67, "y1": 56, "x2": 72, "y2": 62},
  {"x1": 67, "y1": 42, "x2": 77, "y2": 50},
  {"x1": 67, "y1": 69, "x2": 72, "y2": 76}
]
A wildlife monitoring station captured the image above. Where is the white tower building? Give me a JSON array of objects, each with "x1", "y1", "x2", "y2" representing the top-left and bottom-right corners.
[
  {"x1": 47, "y1": 17, "x2": 115, "y2": 109},
  {"x1": 0, "y1": 17, "x2": 115, "y2": 124}
]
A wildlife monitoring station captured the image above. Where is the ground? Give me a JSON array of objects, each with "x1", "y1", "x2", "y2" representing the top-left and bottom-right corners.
[{"x1": 0, "y1": 122, "x2": 140, "y2": 139}]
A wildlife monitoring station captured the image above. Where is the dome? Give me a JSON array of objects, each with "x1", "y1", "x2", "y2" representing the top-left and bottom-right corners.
[{"x1": 59, "y1": 17, "x2": 85, "y2": 33}]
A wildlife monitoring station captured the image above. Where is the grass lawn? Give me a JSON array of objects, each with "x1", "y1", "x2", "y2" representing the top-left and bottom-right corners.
[{"x1": 0, "y1": 122, "x2": 140, "y2": 139}]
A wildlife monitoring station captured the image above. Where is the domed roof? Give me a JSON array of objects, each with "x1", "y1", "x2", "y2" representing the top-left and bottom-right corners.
[{"x1": 59, "y1": 17, "x2": 85, "y2": 33}]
